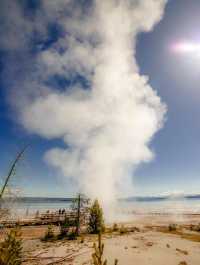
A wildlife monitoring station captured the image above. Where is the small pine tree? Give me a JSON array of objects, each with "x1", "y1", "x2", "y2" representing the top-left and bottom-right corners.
[
  {"x1": 92, "y1": 232, "x2": 118, "y2": 265},
  {"x1": 0, "y1": 228, "x2": 22, "y2": 265},
  {"x1": 88, "y1": 199, "x2": 104, "y2": 234}
]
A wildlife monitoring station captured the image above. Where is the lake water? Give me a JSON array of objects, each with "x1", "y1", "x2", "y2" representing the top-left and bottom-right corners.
[{"x1": 3, "y1": 196, "x2": 200, "y2": 218}]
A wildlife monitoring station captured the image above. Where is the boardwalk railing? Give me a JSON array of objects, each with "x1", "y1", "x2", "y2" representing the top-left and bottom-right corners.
[{"x1": 0, "y1": 210, "x2": 90, "y2": 228}]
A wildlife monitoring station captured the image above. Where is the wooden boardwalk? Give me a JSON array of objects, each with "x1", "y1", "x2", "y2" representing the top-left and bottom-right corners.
[{"x1": 0, "y1": 210, "x2": 89, "y2": 227}]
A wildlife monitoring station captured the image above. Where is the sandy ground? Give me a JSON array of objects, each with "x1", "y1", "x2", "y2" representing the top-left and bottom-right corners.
[
  {"x1": 21, "y1": 230, "x2": 200, "y2": 265},
  {"x1": 16, "y1": 214, "x2": 200, "y2": 265}
]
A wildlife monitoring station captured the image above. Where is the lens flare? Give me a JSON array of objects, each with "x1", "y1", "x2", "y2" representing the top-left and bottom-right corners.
[{"x1": 172, "y1": 42, "x2": 200, "y2": 53}]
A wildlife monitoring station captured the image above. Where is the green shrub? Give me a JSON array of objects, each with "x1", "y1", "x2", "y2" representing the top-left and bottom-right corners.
[
  {"x1": 67, "y1": 228, "x2": 77, "y2": 240},
  {"x1": 0, "y1": 228, "x2": 22, "y2": 265},
  {"x1": 112, "y1": 223, "x2": 119, "y2": 232},
  {"x1": 57, "y1": 216, "x2": 79, "y2": 240},
  {"x1": 88, "y1": 199, "x2": 105, "y2": 234},
  {"x1": 193, "y1": 224, "x2": 200, "y2": 232},
  {"x1": 58, "y1": 217, "x2": 70, "y2": 238},
  {"x1": 43, "y1": 225, "x2": 54, "y2": 241},
  {"x1": 168, "y1": 224, "x2": 177, "y2": 232},
  {"x1": 119, "y1": 225, "x2": 128, "y2": 234},
  {"x1": 80, "y1": 235, "x2": 85, "y2": 243}
]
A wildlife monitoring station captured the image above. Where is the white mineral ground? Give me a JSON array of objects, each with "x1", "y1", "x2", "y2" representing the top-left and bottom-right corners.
[{"x1": 1, "y1": 214, "x2": 199, "y2": 265}]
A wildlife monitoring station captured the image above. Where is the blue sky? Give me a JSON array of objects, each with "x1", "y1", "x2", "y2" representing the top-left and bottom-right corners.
[{"x1": 1, "y1": 0, "x2": 200, "y2": 197}]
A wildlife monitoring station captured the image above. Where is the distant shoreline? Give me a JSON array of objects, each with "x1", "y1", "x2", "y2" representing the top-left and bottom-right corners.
[{"x1": 2, "y1": 194, "x2": 200, "y2": 202}]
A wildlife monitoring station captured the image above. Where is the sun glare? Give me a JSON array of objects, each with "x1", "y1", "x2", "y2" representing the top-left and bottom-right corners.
[{"x1": 172, "y1": 42, "x2": 200, "y2": 53}]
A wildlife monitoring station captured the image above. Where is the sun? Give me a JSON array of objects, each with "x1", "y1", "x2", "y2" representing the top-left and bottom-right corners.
[{"x1": 172, "y1": 41, "x2": 200, "y2": 53}]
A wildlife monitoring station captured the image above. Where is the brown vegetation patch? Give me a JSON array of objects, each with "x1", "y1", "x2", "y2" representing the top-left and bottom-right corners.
[
  {"x1": 157, "y1": 226, "x2": 200, "y2": 243},
  {"x1": 146, "y1": 242, "x2": 154, "y2": 247},
  {"x1": 176, "y1": 248, "x2": 188, "y2": 255},
  {"x1": 179, "y1": 262, "x2": 188, "y2": 265}
]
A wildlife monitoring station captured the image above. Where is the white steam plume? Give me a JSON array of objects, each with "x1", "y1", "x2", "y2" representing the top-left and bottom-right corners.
[{"x1": 4, "y1": 0, "x2": 167, "y2": 219}]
